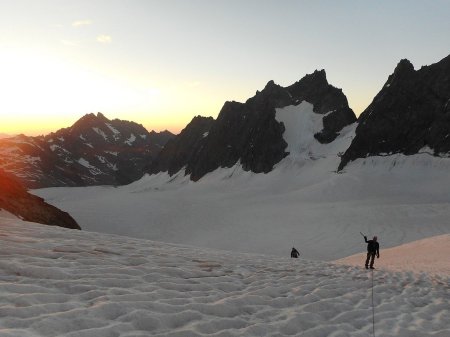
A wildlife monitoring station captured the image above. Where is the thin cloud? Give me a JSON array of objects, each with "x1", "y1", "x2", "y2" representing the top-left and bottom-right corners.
[
  {"x1": 72, "y1": 20, "x2": 92, "y2": 27},
  {"x1": 97, "y1": 35, "x2": 112, "y2": 44}
]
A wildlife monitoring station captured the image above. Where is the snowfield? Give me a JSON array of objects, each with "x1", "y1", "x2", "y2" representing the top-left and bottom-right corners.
[
  {"x1": 1, "y1": 214, "x2": 449, "y2": 337},
  {"x1": 20, "y1": 102, "x2": 450, "y2": 335},
  {"x1": 34, "y1": 103, "x2": 450, "y2": 260},
  {"x1": 336, "y1": 234, "x2": 450, "y2": 276}
]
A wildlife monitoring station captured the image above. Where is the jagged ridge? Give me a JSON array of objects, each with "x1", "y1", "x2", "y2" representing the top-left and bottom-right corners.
[
  {"x1": 0, "y1": 113, "x2": 175, "y2": 188},
  {"x1": 339, "y1": 54, "x2": 450, "y2": 170},
  {"x1": 149, "y1": 70, "x2": 356, "y2": 180}
]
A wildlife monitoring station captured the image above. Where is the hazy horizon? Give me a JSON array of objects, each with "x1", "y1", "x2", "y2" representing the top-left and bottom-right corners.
[
  {"x1": 0, "y1": 112, "x2": 177, "y2": 137},
  {"x1": 1, "y1": 0, "x2": 449, "y2": 136}
]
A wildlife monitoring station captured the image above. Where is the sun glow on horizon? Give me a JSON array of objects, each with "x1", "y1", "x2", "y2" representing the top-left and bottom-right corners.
[
  {"x1": 1, "y1": 1, "x2": 448, "y2": 137},
  {"x1": 0, "y1": 49, "x2": 224, "y2": 136},
  {"x1": 0, "y1": 47, "x2": 398, "y2": 138}
]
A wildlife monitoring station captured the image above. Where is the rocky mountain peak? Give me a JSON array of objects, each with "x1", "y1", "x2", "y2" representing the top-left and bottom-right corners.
[
  {"x1": 148, "y1": 116, "x2": 214, "y2": 176},
  {"x1": 0, "y1": 113, "x2": 175, "y2": 188},
  {"x1": 306, "y1": 69, "x2": 328, "y2": 84},
  {"x1": 339, "y1": 53, "x2": 450, "y2": 170},
  {"x1": 382, "y1": 59, "x2": 415, "y2": 88},
  {"x1": 284, "y1": 70, "x2": 356, "y2": 143},
  {"x1": 263, "y1": 79, "x2": 277, "y2": 89},
  {"x1": 148, "y1": 129, "x2": 177, "y2": 147},
  {"x1": 248, "y1": 80, "x2": 292, "y2": 110},
  {"x1": 96, "y1": 112, "x2": 108, "y2": 120},
  {"x1": 394, "y1": 58, "x2": 414, "y2": 74},
  {"x1": 148, "y1": 70, "x2": 356, "y2": 180},
  {"x1": 288, "y1": 69, "x2": 328, "y2": 95},
  {"x1": 71, "y1": 112, "x2": 107, "y2": 131},
  {"x1": 286, "y1": 69, "x2": 348, "y2": 114}
]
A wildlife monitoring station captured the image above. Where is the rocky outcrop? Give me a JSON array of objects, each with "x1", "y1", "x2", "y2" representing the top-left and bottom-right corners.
[
  {"x1": 0, "y1": 113, "x2": 175, "y2": 188},
  {"x1": 149, "y1": 116, "x2": 215, "y2": 176},
  {"x1": 0, "y1": 169, "x2": 80, "y2": 229},
  {"x1": 149, "y1": 71, "x2": 356, "y2": 180},
  {"x1": 287, "y1": 70, "x2": 356, "y2": 143},
  {"x1": 187, "y1": 80, "x2": 294, "y2": 180},
  {"x1": 149, "y1": 130, "x2": 176, "y2": 148},
  {"x1": 339, "y1": 54, "x2": 450, "y2": 170}
]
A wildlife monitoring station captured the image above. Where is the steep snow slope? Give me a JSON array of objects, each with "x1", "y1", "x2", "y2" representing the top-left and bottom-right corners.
[
  {"x1": 35, "y1": 102, "x2": 450, "y2": 260},
  {"x1": 0, "y1": 215, "x2": 449, "y2": 337}
]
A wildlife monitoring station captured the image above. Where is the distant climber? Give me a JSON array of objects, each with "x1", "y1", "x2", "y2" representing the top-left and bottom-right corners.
[
  {"x1": 363, "y1": 235, "x2": 380, "y2": 269},
  {"x1": 291, "y1": 247, "x2": 300, "y2": 258}
]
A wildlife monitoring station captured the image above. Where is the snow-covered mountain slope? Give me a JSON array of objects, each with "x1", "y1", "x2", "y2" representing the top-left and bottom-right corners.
[
  {"x1": 1, "y1": 216, "x2": 449, "y2": 337},
  {"x1": 35, "y1": 103, "x2": 450, "y2": 260}
]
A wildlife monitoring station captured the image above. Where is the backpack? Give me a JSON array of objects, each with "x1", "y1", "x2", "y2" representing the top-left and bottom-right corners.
[{"x1": 367, "y1": 240, "x2": 376, "y2": 252}]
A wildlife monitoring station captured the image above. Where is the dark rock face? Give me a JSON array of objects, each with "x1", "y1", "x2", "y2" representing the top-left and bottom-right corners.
[
  {"x1": 339, "y1": 54, "x2": 450, "y2": 170},
  {"x1": 148, "y1": 130, "x2": 175, "y2": 149},
  {"x1": 149, "y1": 116, "x2": 215, "y2": 176},
  {"x1": 287, "y1": 70, "x2": 356, "y2": 143},
  {"x1": 0, "y1": 169, "x2": 80, "y2": 229},
  {"x1": 0, "y1": 113, "x2": 175, "y2": 188},
  {"x1": 149, "y1": 71, "x2": 356, "y2": 180}
]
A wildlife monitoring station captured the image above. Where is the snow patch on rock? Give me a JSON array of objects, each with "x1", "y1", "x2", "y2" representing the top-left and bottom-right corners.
[
  {"x1": 275, "y1": 101, "x2": 323, "y2": 159},
  {"x1": 92, "y1": 127, "x2": 108, "y2": 141},
  {"x1": 105, "y1": 123, "x2": 121, "y2": 140},
  {"x1": 77, "y1": 158, "x2": 103, "y2": 175},
  {"x1": 125, "y1": 133, "x2": 136, "y2": 146}
]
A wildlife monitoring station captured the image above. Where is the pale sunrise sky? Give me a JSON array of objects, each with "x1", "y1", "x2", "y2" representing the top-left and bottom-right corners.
[{"x1": 0, "y1": 0, "x2": 449, "y2": 136}]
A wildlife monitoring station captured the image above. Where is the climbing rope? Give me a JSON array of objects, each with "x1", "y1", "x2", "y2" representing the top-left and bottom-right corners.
[{"x1": 371, "y1": 268, "x2": 375, "y2": 337}]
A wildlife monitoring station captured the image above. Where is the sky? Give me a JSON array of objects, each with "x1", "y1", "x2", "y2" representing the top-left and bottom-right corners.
[{"x1": 0, "y1": 0, "x2": 449, "y2": 136}]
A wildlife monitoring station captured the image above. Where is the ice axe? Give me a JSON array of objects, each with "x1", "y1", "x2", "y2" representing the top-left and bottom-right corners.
[{"x1": 360, "y1": 232, "x2": 366, "y2": 238}]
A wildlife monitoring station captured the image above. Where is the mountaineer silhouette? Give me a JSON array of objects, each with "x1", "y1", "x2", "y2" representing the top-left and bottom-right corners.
[
  {"x1": 291, "y1": 247, "x2": 300, "y2": 258},
  {"x1": 364, "y1": 235, "x2": 380, "y2": 269}
]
